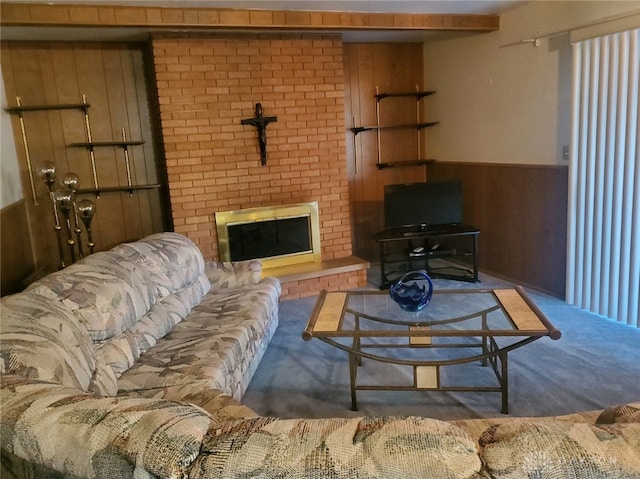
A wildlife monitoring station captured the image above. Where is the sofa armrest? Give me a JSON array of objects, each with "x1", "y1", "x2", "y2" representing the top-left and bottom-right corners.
[
  {"x1": 204, "y1": 260, "x2": 262, "y2": 289},
  {"x1": 1, "y1": 375, "x2": 212, "y2": 479}
]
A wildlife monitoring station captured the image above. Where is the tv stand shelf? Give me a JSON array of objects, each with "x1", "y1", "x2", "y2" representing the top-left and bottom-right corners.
[{"x1": 373, "y1": 224, "x2": 480, "y2": 288}]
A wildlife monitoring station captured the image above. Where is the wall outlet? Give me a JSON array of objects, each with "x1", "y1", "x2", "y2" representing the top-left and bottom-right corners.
[{"x1": 562, "y1": 145, "x2": 569, "y2": 161}]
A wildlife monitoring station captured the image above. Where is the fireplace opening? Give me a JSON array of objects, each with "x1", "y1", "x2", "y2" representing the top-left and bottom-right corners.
[
  {"x1": 228, "y1": 216, "x2": 311, "y2": 261},
  {"x1": 215, "y1": 202, "x2": 321, "y2": 269}
]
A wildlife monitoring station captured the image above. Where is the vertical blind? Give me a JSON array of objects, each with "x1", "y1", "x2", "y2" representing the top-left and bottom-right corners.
[{"x1": 567, "y1": 28, "x2": 639, "y2": 328}]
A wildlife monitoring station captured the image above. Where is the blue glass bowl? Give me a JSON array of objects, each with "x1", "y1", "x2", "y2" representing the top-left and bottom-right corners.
[{"x1": 389, "y1": 270, "x2": 433, "y2": 312}]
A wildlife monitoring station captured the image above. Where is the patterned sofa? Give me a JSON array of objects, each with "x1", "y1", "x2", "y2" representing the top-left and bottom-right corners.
[{"x1": 1, "y1": 232, "x2": 639, "y2": 478}]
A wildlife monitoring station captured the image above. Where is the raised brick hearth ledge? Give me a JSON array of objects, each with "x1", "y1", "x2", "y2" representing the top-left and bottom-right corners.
[{"x1": 263, "y1": 256, "x2": 369, "y2": 300}]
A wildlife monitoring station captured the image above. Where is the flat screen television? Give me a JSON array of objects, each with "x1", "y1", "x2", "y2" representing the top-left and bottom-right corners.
[{"x1": 384, "y1": 180, "x2": 463, "y2": 230}]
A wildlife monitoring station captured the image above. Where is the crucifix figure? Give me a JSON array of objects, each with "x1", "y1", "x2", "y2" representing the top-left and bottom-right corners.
[{"x1": 241, "y1": 103, "x2": 278, "y2": 165}]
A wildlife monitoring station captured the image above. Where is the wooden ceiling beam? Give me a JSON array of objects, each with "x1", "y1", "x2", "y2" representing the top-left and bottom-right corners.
[{"x1": 1, "y1": 3, "x2": 500, "y2": 32}]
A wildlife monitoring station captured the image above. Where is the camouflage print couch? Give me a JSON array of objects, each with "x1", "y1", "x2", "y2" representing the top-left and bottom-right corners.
[{"x1": 1, "y1": 232, "x2": 639, "y2": 478}]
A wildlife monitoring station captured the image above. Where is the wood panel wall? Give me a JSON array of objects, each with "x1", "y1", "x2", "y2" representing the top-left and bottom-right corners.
[
  {"x1": 0, "y1": 199, "x2": 34, "y2": 295},
  {"x1": 344, "y1": 43, "x2": 429, "y2": 261},
  {"x1": 1, "y1": 41, "x2": 169, "y2": 289},
  {"x1": 428, "y1": 162, "x2": 569, "y2": 298}
]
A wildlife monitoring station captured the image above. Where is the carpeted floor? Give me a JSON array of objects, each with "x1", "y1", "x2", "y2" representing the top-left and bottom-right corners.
[{"x1": 243, "y1": 267, "x2": 640, "y2": 420}]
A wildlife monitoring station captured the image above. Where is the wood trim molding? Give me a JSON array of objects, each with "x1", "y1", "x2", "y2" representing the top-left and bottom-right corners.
[
  {"x1": 1, "y1": 3, "x2": 500, "y2": 32},
  {"x1": 431, "y1": 160, "x2": 569, "y2": 170}
]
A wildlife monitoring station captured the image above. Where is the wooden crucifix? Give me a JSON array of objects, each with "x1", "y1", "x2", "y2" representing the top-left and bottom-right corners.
[{"x1": 241, "y1": 103, "x2": 278, "y2": 165}]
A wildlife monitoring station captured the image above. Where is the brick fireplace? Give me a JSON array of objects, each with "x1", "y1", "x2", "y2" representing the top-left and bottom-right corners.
[{"x1": 151, "y1": 34, "x2": 367, "y2": 297}]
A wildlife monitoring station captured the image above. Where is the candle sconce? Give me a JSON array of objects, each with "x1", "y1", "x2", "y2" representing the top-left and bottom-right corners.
[
  {"x1": 76, "y1": 199, "x2": 96, "y2": 255},
  {"x1": 61, "y1": 172, "x2": 84, "y2": 260},
  {"x1": 38, "y1": 163, "x2": 96, "y2": 269}
]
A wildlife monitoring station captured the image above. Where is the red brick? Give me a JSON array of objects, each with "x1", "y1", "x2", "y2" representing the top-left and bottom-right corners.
[{"x1": 153, "y1": 35, "x2": 351, "y2": 264}]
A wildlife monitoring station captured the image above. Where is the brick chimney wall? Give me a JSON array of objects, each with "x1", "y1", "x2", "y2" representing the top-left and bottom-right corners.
[{"x1": 150, "y1": 34, "x2": 353, "y2": 262}]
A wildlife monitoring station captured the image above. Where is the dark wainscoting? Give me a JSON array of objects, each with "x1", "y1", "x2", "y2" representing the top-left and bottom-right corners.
[
  {"x1": 1, "y1": 199, "x2": 35, "y2": 296},
  {"x1": 428, "y1": 162, "x2": 568, "y2": 299}
]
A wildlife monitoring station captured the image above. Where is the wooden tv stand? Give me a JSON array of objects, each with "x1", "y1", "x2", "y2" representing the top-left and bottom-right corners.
[{"x1": 373, "y1": 224, "x2": 480, "y2": 288}]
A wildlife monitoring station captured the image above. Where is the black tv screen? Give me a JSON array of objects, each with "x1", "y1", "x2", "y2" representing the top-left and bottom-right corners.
[{"x1": 384, "y1": 180, "x2": 463, "y2": 230}]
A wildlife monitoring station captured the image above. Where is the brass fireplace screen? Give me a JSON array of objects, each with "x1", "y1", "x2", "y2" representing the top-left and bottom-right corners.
[{"x1": 215, "y1": 201, "x2": 321, "y2": 269}]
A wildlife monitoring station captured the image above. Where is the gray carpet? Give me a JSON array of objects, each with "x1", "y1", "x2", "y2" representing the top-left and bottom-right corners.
[{"x1": 243, "y1": 268, "x2": 640, "y2": 420}]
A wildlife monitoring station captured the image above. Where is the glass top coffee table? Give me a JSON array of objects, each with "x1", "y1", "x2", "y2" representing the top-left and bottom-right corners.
[{"x1": 302, "y1": 286, "x2": 561, "y2": 414}]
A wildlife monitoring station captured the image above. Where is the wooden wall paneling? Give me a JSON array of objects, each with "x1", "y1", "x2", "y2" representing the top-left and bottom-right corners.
[
  {"x1": 370, "y1": 44, "x2": 397, "y2": 234},
  {"x1": 132, "y1": 47, "x2": 160, "y2": 191},
  {"x1": 141, "y1": 41, "x2": 173, "y2": 233},
  {"x1": 428, "y1": 162, "x2": 568, "y2": 298},
  {"x1": 347, "y1": 43, "x2": 377, "y2": 261},
  {"x1": 71, "y1": 46, "x2": 118, "y2": 251},
  {"x1": 348, "y1": 43, "x2": 382, "y2": 261},
  {"x1": 10, "y1": 46, "x2": 70, "y2": 268},
  {"x1": 123, "y1": 47, "x2": 156, "y2": 237},
  {"x1": 50, "y1": 47, "x2": 94, "y2": 193},
  {"x1": 137, "y1": 48, "x2": 166, "y2": 236},
  {"x1": 128, "y1": 46, "x2": 165, "y2": 238},
  {"x1": 376, "y1": 44, "x2": 428, "y2": 259},
  {"x1": 50, "y1": 47, "x2": 87, "y2": 180},
  {"x1": 74, "y1": 45, "x2": 136, "y2": 250},
  {"x1": 377, "y1": 45, "x2": 419, "y2": 168},
  {"x1": 103, "y1": 47, "x2": 130, "y2": 187},
  {"x1": 2, "y1": 41, "x2": 169, "y2": 282},
  {"x1": 130, "y1": 46, "x2": 166, "y2": 239},
  {"x1": 0, "y1": 200, "x2": 35, "y2": 296},
  {"x1": 344, "y1": 44, "x2": 377, "y2": 255},
  {"x1": 375, "y1": 46, "x2": 399, "y2": 165},
  {"x1": 344, "y1": 44, "x2": 362, "y2": 257},
  {"x1": 343, "y1": 44, "x2": 358, "y2": 255},
  {"x1": 344, "y1": 43, "x2": 427, "y2": 262},
  {"x1": 104, "y1": 47, "x2": 146, "y2": 242},
  {"x1": 47, "y1": 47, "x2": 90, "y2": 264}
]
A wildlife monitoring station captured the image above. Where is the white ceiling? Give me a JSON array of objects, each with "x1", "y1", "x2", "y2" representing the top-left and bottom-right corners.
[{"x1": 1, "y1": 1, "x2": 527, "y2": 42}]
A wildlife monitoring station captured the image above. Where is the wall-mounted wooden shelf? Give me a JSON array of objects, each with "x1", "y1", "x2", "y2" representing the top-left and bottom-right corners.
[
  {"x1": 7, "y1": 95, "x2": 149, "y2": 199},
  {"x1": 376, "y1": 159, "x2": 436, "y2": 170},
  {"x1": 6, "y1": 103, "x2": 90, "y2": 113},
  {"x1": 5, "y1": 99, "x2": 93, "y2": 205},
  {"x1": 77, "y1": 184, "x2": 161, "y2": 196},
  {"x1": 69, "y1": 140, "x2": 144, "y2": 148},
  {"x1": 68, "y1": 124, "x2": 145, "y2": 194},
  {"x1": 352, "y1": 122, "x2": 440, "y2": 135},
  {"x1": 352, "y1": 87, "x2": 439, "y2": 170},
  {"x1": 375, "y1": 91, "x2": 435, "y2": 101}
]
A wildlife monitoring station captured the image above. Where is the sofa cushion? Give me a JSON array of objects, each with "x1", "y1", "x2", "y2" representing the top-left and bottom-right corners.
[
  {"x1": 188, "y1": 416, "x2": 481, "y2": 479},
  {"x1": 0, "y1": 293, "x2": 96, "y2": 392},
  {"x1": 95, "y1": 304, "x2": 175, "y2": 378},
  {"x1": 26, "y1": 252, "x2": 157, "y2": 342},
  {"x1": 88, "y1": 359, "x2": 118, "y2": 396},
  {"x1": 479, "y1": 421, "x2": 640, "y2": 478},
  {"x1": 112, "y1": 232, "x2": 207, "y2": 299},
  {"x1": 117, "y1": 278, "x2": 280, "y2": 400},
  {"x1": 95, "y1": 272, "x2": 211, "y2": 379},
  {"x1": 205, "y1": 260, "x2": 261, "y2": 289}
]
